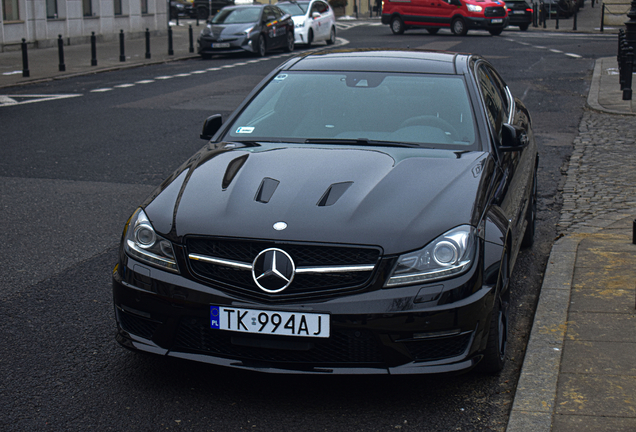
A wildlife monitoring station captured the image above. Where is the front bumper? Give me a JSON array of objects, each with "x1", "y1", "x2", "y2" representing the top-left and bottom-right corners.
[
  {"x1": 465, "y1": 16, "x2": 509, "y2": 30},
  {"x1": 112, "y1": 250, "x2": 497, "y2": 375},
  {"x1": 197, "y1": 34, "x2": 256, "y2": 55}
]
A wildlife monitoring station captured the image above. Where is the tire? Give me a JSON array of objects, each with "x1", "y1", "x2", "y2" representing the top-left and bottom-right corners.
[
  {"x1": 477, "y1": 255, "x2": 510, "y2": 374},
  {"x1": 521, "y1": 169, "x2": 537, "y2": 248},
  {"x1": 197, "y1": 6, "x2": 208, "y2": 20},
  {"x1": 427, "y1": 28, "x2": 440, "y2": 35},
  {"x1": 326, "y1": 26, "x2": 336, "y2": 45},
  {"x1": 390, "y1": 16, "x2": 405, "y2": 35},
  {"x1": 489, "y1": 28, "x2": 503, "y2": 36},
  {"x1": 451, "y1": 18, "x2": 467, "y2": 36},
  {"x1": 307, "y1": 29, "x2": 314, "y2": 47},
  {"x1": 519, "y1": 23, "x2": 529, "y2": 31},
  {"x1": 200, "y1": 53, "x2": 212, "y2": 60},
  {"x1": 256, "y1": 35, "x2": 266, "y2": 57},
  {"x1": 284, "y1": 31, "x2": 294, "y2": 53}
]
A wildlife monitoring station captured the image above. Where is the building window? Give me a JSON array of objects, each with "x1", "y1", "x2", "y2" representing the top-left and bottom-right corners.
[
  {"x1": 141, "y1": 0, "x2": 148, "y2": 14},
  {"x1": 46, "y1": 0, "x2": 58, "y2": 18},
  {"x1": 2, "y1": 0, "x2": 20, "y2": 21},
  {"x1": 83, "y1": 0, "x2": 92, "y2": 16},
  {"x1": 114, "y1": 0, "x2": 122, "y2": 15}
]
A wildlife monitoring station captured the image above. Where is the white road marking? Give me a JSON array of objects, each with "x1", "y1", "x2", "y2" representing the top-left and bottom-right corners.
[{"x1": 0, "y1": 93, "x2": 82, "y2": 106}]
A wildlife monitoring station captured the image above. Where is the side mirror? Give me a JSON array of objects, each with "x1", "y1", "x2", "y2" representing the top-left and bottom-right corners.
[
  {"x1": 312, "y1": 12, "x2": 321, "y2": 18},
  {"x1": 200, "y1": 114, "x2": 223, "y2": 140},
  {"x1": 499, "y1": 123, "x2": 529, "y2": 152}
]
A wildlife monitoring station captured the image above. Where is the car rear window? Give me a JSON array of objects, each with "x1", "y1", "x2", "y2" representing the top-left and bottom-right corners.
[{"x1": 225, "y1": 71, "x2": 478, "y2": 150}]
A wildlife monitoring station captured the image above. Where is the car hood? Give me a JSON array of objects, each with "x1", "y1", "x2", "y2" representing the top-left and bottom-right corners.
[
  {"x1": 144, "y1": 144, "x2": 489, "y2": 255},
  {"x1": 208, "y1": 23, "x2": 255, "y2": 36}
]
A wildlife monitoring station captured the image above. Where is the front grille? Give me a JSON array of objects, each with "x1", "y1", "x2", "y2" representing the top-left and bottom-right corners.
[
  {"x1": 485, "y1": 6, "x2": 506, "y2": 17},
  {"x1": 174, "y1": 317, "x2": 384, "y2": 365},
  {"x1": 402, "y1": 332, "x2": 472, "y2": 361},
  {"x1": 118, "y1": 309, "x2": 159, "y2": 340},
  {"x1": 186, "y1": 237, "x2": 381, "y2": 302}
]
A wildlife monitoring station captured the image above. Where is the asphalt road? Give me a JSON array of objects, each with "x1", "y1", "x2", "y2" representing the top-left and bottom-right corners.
[{"x1": 0, "y1": 24, "x2": 616, "y2": 431}]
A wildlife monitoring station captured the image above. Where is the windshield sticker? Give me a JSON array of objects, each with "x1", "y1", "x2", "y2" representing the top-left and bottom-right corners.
[
  {"x1": 274, "y1": 74, "x2": 288, "y2": 81},
  {"x1": 236, "y1": 126, "x2": 255, "y2": 134}
]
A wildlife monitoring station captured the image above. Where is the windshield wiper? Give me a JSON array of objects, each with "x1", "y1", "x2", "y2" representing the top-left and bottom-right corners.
[{"x1": 304, "y1": 138, "x2": 421, "y2": 148}]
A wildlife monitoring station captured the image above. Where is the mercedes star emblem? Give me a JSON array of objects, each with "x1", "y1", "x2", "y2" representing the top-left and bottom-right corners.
[
  {"x1": 252, "y1": 248, "x2": 295, "y2": 293},
  {"x1": 273, "y1": 221, "x2": 287, "y2": 231}
]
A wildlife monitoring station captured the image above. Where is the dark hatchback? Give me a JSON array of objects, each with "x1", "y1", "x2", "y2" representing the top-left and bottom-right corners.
[
  {"x1": 197, "y1": 4, "x2": 295, "y2": 58},
  {"x1": 504, "y1": 0, "x2": 533, "y2": 30},
  {"x1": 113, "y1": 49, "x2": 538, "y2": 375}
]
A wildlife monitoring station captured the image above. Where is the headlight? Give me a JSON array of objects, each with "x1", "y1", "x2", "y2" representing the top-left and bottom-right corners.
[
  {"x1": 243, "y1": 26, "x2": 254, "y2": 36},
  {"x1": 201, "y1": 25, "x2": 212, "y2": 36},
  {"x1": 467, "y1": 4, "x2": 483, "y2": 12},
  {"x1": 123, "y1": 208, "x2": 179, "y2": 273},
  {"x1": 295, "y1": 21, "x2": 305, "y2": 28},
  {"x1": 384, "y1": 225, "x2": 476, "y2": 287}
]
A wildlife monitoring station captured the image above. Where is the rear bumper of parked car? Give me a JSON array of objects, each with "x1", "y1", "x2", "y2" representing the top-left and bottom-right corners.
[{"x1": 112, "y1": 250, "x2": 497, "y2": 375}]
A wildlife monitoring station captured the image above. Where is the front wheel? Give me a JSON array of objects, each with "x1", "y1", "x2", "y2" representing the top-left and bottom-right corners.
[
  {"x1": 451, "y1": 18, "x2": 467, "y2": 36},
  {"x1": 284, "y1": 31, "x2": 294, "y2": 52},
  {"x1": 489, "y1": 28, "x2": 503, "y2": 36},
  {"x1": 326, "y1": 26, "x2": 336, "y2": 45},
  {"x1": 519, "y1": 23, "x2": 529, "y2": 31},
  {"x1": 390, "y1": 16, "x2": 405, "y2": 35},
  {"x1": 255, "y1": 35, "x2": 266, "y2": 57}
]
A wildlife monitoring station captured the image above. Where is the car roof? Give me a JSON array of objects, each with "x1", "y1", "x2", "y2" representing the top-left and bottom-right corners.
[{"x1": 285, "y1": 49, "x2": 472, "y2": 75}]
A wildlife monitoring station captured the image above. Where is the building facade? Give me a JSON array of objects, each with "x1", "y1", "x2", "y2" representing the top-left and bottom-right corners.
[{"x1": 1, "y1": 0, "x2": 169, "y2": 51}]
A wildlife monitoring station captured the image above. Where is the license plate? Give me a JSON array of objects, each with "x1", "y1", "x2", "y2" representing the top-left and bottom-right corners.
[
  {"x1": 210, "y1": 306, "x2": 330, "y2": 338},
  {"x1": 491, "y1": 18, "x2": 503, "y2": 23},
  {"x1": 212, "y1": 42, "x2": 230, "y2": 48},
  {"x1": 514, "y1": 10, "x2": 525, "y2": 14}
]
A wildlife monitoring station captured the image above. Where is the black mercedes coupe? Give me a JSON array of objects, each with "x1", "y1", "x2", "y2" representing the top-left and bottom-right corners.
[{"x1": 113, "y1": 49, "x2": 538, "y2": 375}]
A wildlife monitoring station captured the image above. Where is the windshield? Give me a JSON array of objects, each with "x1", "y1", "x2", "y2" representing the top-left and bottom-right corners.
[
  {"x1": 212, "y1": 7, "x2": 261, "y2": 24},
  {"x1": 224, "y1": 72, "x2": 478, "y2": 150},
  {"x1": 277, "y1": 2, "x2": 308, "y2": 15}
]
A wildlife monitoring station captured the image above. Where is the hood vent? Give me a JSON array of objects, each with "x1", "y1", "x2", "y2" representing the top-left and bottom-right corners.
[
  {"x1": 317, "y1": 182, "x2": 353, "y2": 207},
  {"x1": 255, "y1": 177, "x2": 280, "y2": 203},
  {"x1": 222, "y1": 155, "x2": 248, "y2": 190}
]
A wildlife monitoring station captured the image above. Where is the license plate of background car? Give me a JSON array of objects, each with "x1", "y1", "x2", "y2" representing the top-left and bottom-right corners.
[
  {"x1": 491, "y1": 18, "x2": 503, "y2": 23},
  {"x1": 212, "y1": 43, "x2": 230, "y2": 48},
  {"x1": 514, "y1": 10, "x2": 525, "y2": 13},
  {"x1": 210, "y1": 306, "x2": 330, "y2": 338}
]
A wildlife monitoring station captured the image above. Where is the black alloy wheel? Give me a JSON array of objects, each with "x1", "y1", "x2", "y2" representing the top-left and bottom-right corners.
[
  {"x1": 451, "y1": 18, "x2": 467, "y2": 36},
  {"x1": 390, "y1": 16, "x2": 405, "y2": 35},
  {"x1": 256, "y1": 35, "x2": 267, "y2": 57},
  {"x1": 284, "y1": 31, "x2": 294, "y2": 52}
]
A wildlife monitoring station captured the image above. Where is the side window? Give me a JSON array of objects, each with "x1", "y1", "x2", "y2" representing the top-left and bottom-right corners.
[
  {"x1": 272, "y1": 6, "x2": 283, "y2": 19},
  {"x1": 317, "y1": 1, "x2": 328, "y2": 13},
  {"x1": 477, "y1": 65, "x2": 507, "y2": 138}
]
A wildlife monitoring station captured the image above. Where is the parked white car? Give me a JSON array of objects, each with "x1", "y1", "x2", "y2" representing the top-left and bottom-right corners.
[{"x1": 277, "y1": 0, "x2": 336, "y2": 46}]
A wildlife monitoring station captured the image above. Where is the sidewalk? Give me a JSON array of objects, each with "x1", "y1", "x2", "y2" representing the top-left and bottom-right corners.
[{"x1": 2, "y1": 7, "x2": 636, "y2": 432}]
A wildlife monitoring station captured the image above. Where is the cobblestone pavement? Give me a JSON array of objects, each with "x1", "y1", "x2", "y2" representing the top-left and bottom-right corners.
[{"x1": 558, "y1": 110, "x2": 636, "y2": 235}]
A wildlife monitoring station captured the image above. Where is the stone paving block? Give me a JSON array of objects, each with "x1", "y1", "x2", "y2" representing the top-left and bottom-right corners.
[
  {"x1": 556, "y1": 374, "x2": 636, "y2": 416},
  {"x1": 542, "y1": 251, "x2": 576, "y2": 290},
  {"x1": 506, "y1": 410, "x2": 552, "y2": 432},
  {"x1": 572, "y1": 266, "x2": 636, "y2": 291},
  {"x1": 569, "y1": 287, "x2": 636, "y2": 314},
  {"x1": 561, "y1": 340, "x2": 636, "y2": 376},
  {"x1": 575, "y1": 248, "x2": 636, "y2": 270},
  {"x1": 512, "y1": 368, "x2": 560, "y2": 413},
  {"x1": 566, "y1": 312, "x2": 636, "y2": 343},
  {"x1": 529, "y1": 288, "x2": 571, "y2": 345},
  {"x1": 552, "y1": 414, "x2": 636, "y2": 432}
]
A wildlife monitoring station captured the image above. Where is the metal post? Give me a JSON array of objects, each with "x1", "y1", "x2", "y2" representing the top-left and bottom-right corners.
[
  {"x1": 145, "y1": 28, "x2": 151, "y2": 59},
  {"x1": 119, "y1": 30, "x2": 126, "y2": 62},
  {"x1": 21, "y1": 38, "x2": 30, "y2": 78},
  {"x1": 601, "y1": 5, "x2": 605, "y2": 32},
  {"x1": 91, "y1": 32, "x2": 97, "y2": 66},
  {"x1": 556, "y1": 7, "x2": 559, "y2": 29},
  {"x1": 543, "y1": 2, "x2": 547, "y2": 28},
  {"x1": 57, "y1": 35, "x2": 66, "y2": 72},
  {"x1": 573, "y1": 8, "x2": 578, "y2": 30},
  {"x1": 623, "y1": 48, "x2": 633, "y2": 100},
  {"x1": 168, "y1": 27, "x2": 174, "y2": 55},
  {"x1": 624, "y1": 0, "x2": 636, "y2": 70},
  {"x1": 533, "y1": 3, "x2": 538, "y2": 27},
  {"x1": 189, "y1": 25, "x2": 194, "y2": 53}
]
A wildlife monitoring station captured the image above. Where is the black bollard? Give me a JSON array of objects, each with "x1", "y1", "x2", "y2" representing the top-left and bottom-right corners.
[
  {"x1": 145, "y1": 28, "x2": 151, "y2": 59},
  {"x1": 573, "y1": 8, "x2": 577, "y2": 30},
  {"x1": 21, "y1": 38, "x2": 30, "y2": 78},
  {"x1": 189, "y1": 25, "x2": 194, "y2": 53},
  {"x1": 533, "y1": 3, "x2": 538, "y2": 27},
  {"x1": 91, "y1": 32, "x2": 97, "y2": 66},
  {"x1": 601, "y1": 6, "x2": 605, "y2": 32},
  {"x1": 197, "y1": 16, "x2": 200, "y2": 26},
  {"x1": 543, "y1": 3, "x2": 547, "y2": 28},
  {"x1": 623, "y1": 48, "x2": 633, "y2": 101},
  {"x1": 57, "y1": 35, "x2": 66, "y2": 72},
  {"x1": 168, "y1": 27, "x2": 174, "y2": 55},
  {"x1": 119, "y1": 29, "x2": 126, "y2": 62},
  {"x1": 555, "y1": 7, "x2": 559, "y2": 29}
]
